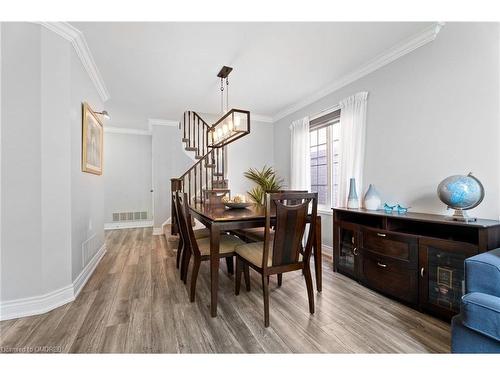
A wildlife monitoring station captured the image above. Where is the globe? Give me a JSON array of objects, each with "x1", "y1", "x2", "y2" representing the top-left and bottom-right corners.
[{"x1": 437, "y1": 173, "x2": 484, "y2": 221}]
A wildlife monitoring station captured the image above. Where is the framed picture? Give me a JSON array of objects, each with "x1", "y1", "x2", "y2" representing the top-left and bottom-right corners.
[{"x1": 82, "y1": 102, "x2": 104, "y2": 175}]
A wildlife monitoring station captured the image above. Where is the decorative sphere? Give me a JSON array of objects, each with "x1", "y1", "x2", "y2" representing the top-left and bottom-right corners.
[{"x1": 437, "y1": 174, "x2": 484, "y2": 210}]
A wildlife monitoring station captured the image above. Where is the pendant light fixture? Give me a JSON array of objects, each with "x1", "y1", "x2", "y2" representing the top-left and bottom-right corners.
[{"x1": 207, "y1": 66, "x2": 250, "y2": 148}]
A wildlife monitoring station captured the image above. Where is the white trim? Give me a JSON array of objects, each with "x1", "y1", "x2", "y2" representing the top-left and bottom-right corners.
[
  {"x1": 322, "y1": 244, "x2": 333, "y2": 258},
  {"x1": 104, "y1": 220, "x2": 153, "y2": 230},
  {"x1": 272, "y1": 22, "x2": 444, "y2": 122},
  {"x1": 0, "y1": 285, "x2": 75, "y2": 321},
  {"x1": 38, "y1": 22, "x2": 110, "y2": 102},
  {"x1": 250, "y1": 114, "x2": 273, "y2": 123},
  {"x1": 318, "y1": 208, "x2": 333, "y2": 216},
  {"x1": 153, "y1": 227, "x2": 164, "y2": 236},
  {"x1": 104, "y1": 126, "x2": 151, "y2": 136},
  {"x1": 73, "y1": 244, "x2": 107, "y2": 297},
  {"x1": 148, "y1": 118, "x2": 179, "y2": 128},
  {"x1": 0, "y1": 244, "x2": 107, "y2": 321}
]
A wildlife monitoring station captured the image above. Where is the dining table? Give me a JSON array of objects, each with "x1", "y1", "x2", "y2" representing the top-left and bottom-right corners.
[{"x1": 189, "y1": 202, "x2": 323, "y2": 317}]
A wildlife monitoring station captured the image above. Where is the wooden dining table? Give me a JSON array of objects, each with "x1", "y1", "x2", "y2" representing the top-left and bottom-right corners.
[{"x1": 189, "y1": 202, "x2": 322, "y2": 317}]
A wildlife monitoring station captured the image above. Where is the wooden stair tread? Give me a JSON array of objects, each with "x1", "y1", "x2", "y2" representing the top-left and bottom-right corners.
[{"x1": 185, "y1": 147, "x2": 197, "y2": 151}]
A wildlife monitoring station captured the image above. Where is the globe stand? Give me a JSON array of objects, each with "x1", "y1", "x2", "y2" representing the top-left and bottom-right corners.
[{"x1": 450, "y1": 208, "x2": 477, "y2": 222}]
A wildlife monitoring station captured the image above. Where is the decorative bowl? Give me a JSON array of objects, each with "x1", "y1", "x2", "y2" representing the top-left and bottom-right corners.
[{"x1": 224, "y1": 202, "x2": 253, "y2": 209}]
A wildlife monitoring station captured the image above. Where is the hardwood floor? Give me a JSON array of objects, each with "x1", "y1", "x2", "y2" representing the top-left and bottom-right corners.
[{"x1": 0, "y1": 228, "x2": 450, "y2": 353}]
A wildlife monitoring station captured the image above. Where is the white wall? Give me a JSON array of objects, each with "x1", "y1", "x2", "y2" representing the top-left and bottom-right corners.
[
  {"x1": 273, "y1": 23, "x2": 500, "y2": 247},
  {"x1": 104, "y1": 132, "x2": 152, "y2": 224},
  {"x1": 40, "y1": 26, "x2": 73, "y2": 293},
  {"x1": 152, "y1": 124, "x2": 193, "y2": 229},
  {"x1": 1, "y1": 23, "x2": 105, "y2": 317},
  {"x1": 1, "y1": 23, "x2": 44, "y2": 301},
  {"x1": 226, "y1": 120, "x2": 275, "y2": 196},
  {"x1": 69, "y1": 49, "x2": 105, "y2": 281}
]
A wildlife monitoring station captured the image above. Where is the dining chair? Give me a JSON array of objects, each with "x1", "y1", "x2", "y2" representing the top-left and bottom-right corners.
[
  {"x1": 171, "y1": 191, "x2": 209, "y2": 281},
  {"x1": 175, "y1": 191, "x2": 245, "y2": 302},
  {"x1": 232, "y1": 190, "x2": 307, "y2": 287},
  {"x1": 234, "y1": 192, "x2": 318, "y2": 327}
]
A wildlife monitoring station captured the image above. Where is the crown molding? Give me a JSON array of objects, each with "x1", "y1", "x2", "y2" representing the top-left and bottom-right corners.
[
  {"x1": 148, "y1": 118, "x2": 179, "y2": 128},
  {"x1": 104, "y1": 126, "x2": 152, "y2": 136},
  {"x1": 38, "y1": 22, "x2": 110, "y2": 102},
  {"x1": 272, "y1": 22, "x2": 445, "y2": 122},
  {"x1": 250, "y1": 113, "x2": 273, "y2": 123}
]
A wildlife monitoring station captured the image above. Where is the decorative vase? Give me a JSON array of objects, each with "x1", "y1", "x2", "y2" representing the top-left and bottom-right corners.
[
  {"x1": 347, "y1": 178, "x2": 359, "y2": 209},
  {"x1": 364, "y1": 184, "x2": 381, "y2": 211}
]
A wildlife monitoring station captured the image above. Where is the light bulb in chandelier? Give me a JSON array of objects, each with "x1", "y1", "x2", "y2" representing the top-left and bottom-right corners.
[{"x1": 222, "y1": 124, "x2": 229, "y2": 135}]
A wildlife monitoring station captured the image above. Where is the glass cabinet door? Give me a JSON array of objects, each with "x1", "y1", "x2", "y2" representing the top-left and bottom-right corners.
[
  {"x1": 419, "y1": 238, "x2": 477, "y2": 319},
  {"x1": 427, "y1": 247, "x2": 466, "y2": 312},
  {"x1": 337, "y1": 225, "x2": 358, "y2": 278}
]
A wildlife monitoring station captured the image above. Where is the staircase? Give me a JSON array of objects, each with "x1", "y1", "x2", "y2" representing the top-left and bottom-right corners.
[{"x1": 170, "y1": 111, "x2": 229, "y2": 235}]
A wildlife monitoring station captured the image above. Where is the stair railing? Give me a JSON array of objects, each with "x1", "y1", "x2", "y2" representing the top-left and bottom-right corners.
[{"x1": 170, "y1": 111, "x2": 227, "y2": 234}]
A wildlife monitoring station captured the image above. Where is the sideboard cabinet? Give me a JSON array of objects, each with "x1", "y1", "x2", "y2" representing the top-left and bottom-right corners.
[{"x1": 332, "y1": 208, "x2": 500, "y2": 320}]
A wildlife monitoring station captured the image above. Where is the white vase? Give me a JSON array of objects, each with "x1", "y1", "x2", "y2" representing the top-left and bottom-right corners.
[{"x1": 364, "y1": 184, "x2": 381, "y2": 210}]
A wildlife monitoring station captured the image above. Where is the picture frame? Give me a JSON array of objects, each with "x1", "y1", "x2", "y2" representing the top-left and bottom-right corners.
[{"x1": 82, "y1": 102, "x2": 104, "y2": 175}]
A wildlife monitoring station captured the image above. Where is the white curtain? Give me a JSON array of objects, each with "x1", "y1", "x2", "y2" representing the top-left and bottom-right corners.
[
  {"x1": 290, "y1": 116, "x2": 311, "y2": 191},
  {"x1": 338, "y1": 92, "x2": 368, "y2": 207}
]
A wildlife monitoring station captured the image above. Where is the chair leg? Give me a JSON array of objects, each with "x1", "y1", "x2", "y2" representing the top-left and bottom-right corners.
[
  {"x1": 303, "y1": 263, "x2": 315, "y2": 314},
  {"x1": 277, "y1": 273, "x2": 282, "y2": 287},
  {"x1": 189, "y1": 258, "x2": 201, "y2": 303},
  {"x1": 176, "y1": 237, "x2": 183, "y2": 269},
  {"x1": 243, "y1": 264, "x2": 251, "y2": 292},
  {"x1": 181, "y1": 246, "x2": 191, "y2": 284},
  {"x1": 235, "y1": 257, "x2": 242, "y2": 295},
  {"x1": 262, "y1": 274, "x2": 270, "y2": 327},
  {"x1": 225, "y1": 256, "x2": 234, "y2": 275}
]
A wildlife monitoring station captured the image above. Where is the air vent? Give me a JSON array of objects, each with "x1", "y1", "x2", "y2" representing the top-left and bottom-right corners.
[{"x1": 112, "y1": 211, "x2": 150, "y2": 222}]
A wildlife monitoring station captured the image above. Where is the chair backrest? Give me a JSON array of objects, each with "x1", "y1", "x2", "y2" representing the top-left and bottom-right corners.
[
  {"x1": 174, "y1": 191, "x2": 202, "y2": 257},
  {"x1": 262, "y1": 192, "x2": 318, "y2": 269},
  {"x1": 264, "y1": 190, "x2": 307, "y2": 211}
]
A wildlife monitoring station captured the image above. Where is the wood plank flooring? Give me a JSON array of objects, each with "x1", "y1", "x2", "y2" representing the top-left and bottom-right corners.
[{"x1": 0, "y1": 228, "x2": 450, "y2": 353}]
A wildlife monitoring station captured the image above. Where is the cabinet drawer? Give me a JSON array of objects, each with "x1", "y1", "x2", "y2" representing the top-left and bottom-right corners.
[
  {"x1": 361, "y1": 227, "x2": 418, "y2": 264},
  {"x1": 361, "y1": 250, "x2": 418, "y2": 304}
]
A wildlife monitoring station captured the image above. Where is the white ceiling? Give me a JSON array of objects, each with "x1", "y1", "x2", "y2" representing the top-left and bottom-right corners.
[{"x1": 72, "y1": 22, "x2": 434, "y2": 129}]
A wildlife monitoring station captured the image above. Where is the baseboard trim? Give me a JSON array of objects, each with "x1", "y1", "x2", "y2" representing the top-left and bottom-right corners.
[
  {"x1": 104, "y1": 220, "x2": 153, "y2": 230},
  {"x1": 0, "y1": 244, "x2": 107, "y2": 321},
  {"x1": 0, "y1": 284, "x2": 74, "y2": 321},
  {"x1": 73, "y1": 244, "x2": 107, "y2": 297}
]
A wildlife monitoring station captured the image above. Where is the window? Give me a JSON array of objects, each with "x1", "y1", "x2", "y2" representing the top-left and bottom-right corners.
[{"x1": 309, "y1": 110, "x2": 341, "y2": 210}]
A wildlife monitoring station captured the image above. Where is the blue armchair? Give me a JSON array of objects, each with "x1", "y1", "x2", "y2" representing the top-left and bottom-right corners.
[{"x1": 451, "y1": 248, "x2": 500, "y2": 353}]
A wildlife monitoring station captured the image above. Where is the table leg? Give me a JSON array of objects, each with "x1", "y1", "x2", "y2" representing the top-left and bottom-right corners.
[
  {"x1": 210, "y1": 225, "x2": 220, "y2": 317},
  {"x1": 313, "y1": 216, "x2": 322, "y2": 292}
]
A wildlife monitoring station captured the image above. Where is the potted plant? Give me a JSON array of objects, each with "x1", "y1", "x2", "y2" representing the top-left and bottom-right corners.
[{"x1": 244, "y1": 165, "x2": 284, "y2": 205}]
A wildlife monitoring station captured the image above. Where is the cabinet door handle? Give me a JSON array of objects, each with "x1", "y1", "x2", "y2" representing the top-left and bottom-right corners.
[
  {"x1": 377, "y1": 262, "x2": 387, "y2": 268},
  {"x1": 420, "y1": 267, "x2": 425, "y2": 277},
  {"x1": 353, "y1": 247, "x2": 358, "y2": 256},
  {"x1": 376, "y1": 233, "x2": 386, "y2": 237}
]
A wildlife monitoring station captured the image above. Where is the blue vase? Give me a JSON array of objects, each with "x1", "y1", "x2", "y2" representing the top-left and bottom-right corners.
[
  {"x1": 364, "y1": 184, "x2": 381, "y2": 210},
  {"x1": 347, "y1": 178, "x2": 359, "y2": 209}
]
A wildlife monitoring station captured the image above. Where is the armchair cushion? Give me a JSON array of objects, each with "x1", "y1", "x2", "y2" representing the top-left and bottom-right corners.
[
  {"x1": 461, "y1": 292, "x2": 500, "y2": 342},
  {"x1": 465, "y1": 248, "x2": 500, "y2": 297}
]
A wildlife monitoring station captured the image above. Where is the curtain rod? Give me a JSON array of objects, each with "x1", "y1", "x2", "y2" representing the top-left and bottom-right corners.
[{"x1": 309, "y1": 104, "x2": 340, "y2": 122}]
